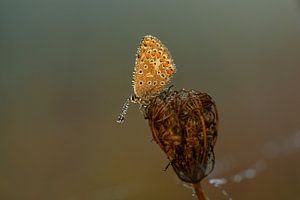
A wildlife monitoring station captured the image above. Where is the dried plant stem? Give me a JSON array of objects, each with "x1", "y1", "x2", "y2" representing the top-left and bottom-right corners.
[{"x1": 193, "y1": 182, "x2": 205, "y2": 200}]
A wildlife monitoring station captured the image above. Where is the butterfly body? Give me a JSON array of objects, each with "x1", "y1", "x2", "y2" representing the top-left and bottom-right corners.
[
  {"x1": 117, "y1": 35, "x2": 176, "y2": 123},
  {"x1": 133, "y1": 35, "x2": 176, "y2": 101}
]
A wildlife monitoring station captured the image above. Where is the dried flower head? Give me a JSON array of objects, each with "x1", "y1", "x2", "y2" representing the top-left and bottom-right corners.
[{"x1": 144, "y1": 88, "x2": 219, "y2": 183}]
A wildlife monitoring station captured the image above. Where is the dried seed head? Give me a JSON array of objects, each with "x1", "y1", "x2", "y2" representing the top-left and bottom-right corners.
[{"x1": 144, "y1": 88, "x2": 219, "y2": 183}]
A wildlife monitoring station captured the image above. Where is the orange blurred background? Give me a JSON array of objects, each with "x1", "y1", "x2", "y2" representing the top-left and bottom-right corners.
[{"x1": 1, "y1": 0, "x2": 300, "y2": 199}]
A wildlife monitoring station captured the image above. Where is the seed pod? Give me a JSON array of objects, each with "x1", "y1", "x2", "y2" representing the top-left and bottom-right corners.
[{"x1": 144, "y1": 89, "x2": 219, "y2": 183}]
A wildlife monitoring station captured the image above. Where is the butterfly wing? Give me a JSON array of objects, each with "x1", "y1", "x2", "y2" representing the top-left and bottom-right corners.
[{"x1": 133, "y1": 35, "x2": 176, "y2": 98}]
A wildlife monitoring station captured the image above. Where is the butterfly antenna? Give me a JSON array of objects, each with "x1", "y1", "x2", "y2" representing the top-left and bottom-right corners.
[{"x1": 116, "y1": 98, "x2": 130, "y2": 123}]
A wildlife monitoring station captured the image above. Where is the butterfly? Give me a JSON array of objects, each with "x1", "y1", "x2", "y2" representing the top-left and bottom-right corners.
[{"x1": 117, "y1": 35, "x2": 176, "y2": 123}]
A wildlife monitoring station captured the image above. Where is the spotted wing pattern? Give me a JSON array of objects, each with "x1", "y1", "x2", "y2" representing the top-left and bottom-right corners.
[{"x1": 133, "y1": 35, "x2": 176, "y2": 99}]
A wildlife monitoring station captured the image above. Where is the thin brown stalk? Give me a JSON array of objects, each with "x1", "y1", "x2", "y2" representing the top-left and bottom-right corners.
[{"x1": 193, "y1": 182, "x2": 205, "y2": 200}]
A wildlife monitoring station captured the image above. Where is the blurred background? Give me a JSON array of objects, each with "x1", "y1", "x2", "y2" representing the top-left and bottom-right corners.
[{"x1": 1, "y1": 0, "x2": 300, "y2": 199}]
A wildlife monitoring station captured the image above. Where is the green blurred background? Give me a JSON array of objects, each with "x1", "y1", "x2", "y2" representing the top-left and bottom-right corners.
[{"x1": 1, "y1": 0, "x2": 300, "y2": 199}]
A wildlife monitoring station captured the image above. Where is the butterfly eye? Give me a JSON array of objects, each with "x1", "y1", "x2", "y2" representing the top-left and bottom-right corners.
[
  {"x1": 139, "y1": 69, "x2": 143, "y2": 74},
  {"x1": 162, "y1": 55, "x2": 167, "y2": 59},
  {"x1": 148, "y1": 81, "x2": 152, "y2": 85},
  {"x1": 161, "y1": 73, "x2": 166, "y2": 78},
  {"x1": 139, "y1": 81, "x2": 143, "y2": 85},
  {"x1": 130, "y1": 95, "x2": 135, "y2": 102},
  {"x1": 153, "y1": 81, "x2": 157, "y2": 85},
  {"x1": 150, "y1": 59, "x2": 154, "y2": 63},
  {"x1": 157, "y1": 70, "x2": 161, "y2": 75},
  {"x1": 144, "y1": 64, "x2": 148, "y2": 69},
  {"x1": 160, "y1": 81, "x2": 165, "y2": 85}
]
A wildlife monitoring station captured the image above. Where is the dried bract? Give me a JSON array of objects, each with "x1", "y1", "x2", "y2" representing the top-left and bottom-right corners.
[{"x1": 144, "y1": 89, "x2": 219, "y2": 183}]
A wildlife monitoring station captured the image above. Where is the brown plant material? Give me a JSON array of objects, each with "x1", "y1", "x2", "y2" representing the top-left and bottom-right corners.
[
  {"x1": 143, "y1": 88, "x2": 219, "y2": 199},
  {"x1": 193, "y1": 183, "x2": 206, "y2": 200}
]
